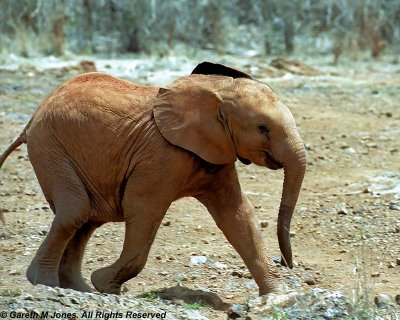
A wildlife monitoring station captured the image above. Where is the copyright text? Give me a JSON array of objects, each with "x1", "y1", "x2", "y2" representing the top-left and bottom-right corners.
[{"x1": 1, "y1": 310, "x2": 167, "y2": 319}]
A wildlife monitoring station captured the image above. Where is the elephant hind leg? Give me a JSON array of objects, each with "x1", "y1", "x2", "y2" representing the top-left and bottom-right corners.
[
  {"x1": 26, "y1": 158, "x2": 91, "y2": 289},
  {"x1": 58, "y1": 221, "x2": 103, "y2": 292},
  {"x1": 91, "y1": 175, "x2": 173, "y2": 294},
  {"x1": 91, "y1": 218, "x2": 159, "y2": 294},
  {"x1": 27, "y1": 215, "x2": 76, "y2": 287}
]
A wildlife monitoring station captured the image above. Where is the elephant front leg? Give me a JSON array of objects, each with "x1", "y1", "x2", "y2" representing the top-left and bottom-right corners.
[{"x1": 197, "y1": 171, "x2": 287, "y2": 295}]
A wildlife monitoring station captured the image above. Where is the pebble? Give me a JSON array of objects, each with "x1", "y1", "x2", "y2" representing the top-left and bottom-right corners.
[
  {"x1": 162, "y1": 220, "x2": 171, "y2": 226},
  {"x1": 227, "y1": 304, "x2": 245, "y2": 319},
  {"x1": 374, "y1": 293, "x2": 392, "y2": 308},
  {"x1": 231, "y1": 270, "x2": 243, "y2": 278},
  {"x1": 396, "y1": 258, "x2": 400, "y2": 266},
  {"x1": 185, "y1": 310, "x2": 208, "y2": 320},
  {"x1": 9, "y1": 270, "x2": 20, "y2": 275},
  {"x1": 304, "y1": 276, "x2": 318, "y2": 285},
  {"x1": 389, "y1": 202, "x2": 400, "y2": 211},
  {"x1": 260, "y1": 221, "x2": 269, "y2": 228},
  {"x1": 190, "y1": 256, "x2": 207, "y2": 265},
  {"x1": 395, "y1": 294, "x2": 400, "y2": 305},
  {"x1": 345, "y1": 147, "x2": 356, "y2": 154}
]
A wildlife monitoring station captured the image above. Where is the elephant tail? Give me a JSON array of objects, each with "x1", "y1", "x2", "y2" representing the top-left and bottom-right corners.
[
  {"x1": 0, "y1": 125, "x2": 29, "y2": 170},
  {"x1": 0, "y1": 119, "x2": 31, "y2": 225}
]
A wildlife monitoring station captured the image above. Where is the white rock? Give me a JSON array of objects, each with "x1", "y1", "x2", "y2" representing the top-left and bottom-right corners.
[{"x1": 190, "y1": 256, "x2": 207, "y2": 265}]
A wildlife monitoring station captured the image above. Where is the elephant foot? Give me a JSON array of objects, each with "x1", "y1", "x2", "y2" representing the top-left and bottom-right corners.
[
  {"x1": 258, "y1": 279, "x2": 289, "y2": 296},
  {"x1": 26, "y1": 262, "x2": 59, "y2": 287},
  {"x1": 59, "y1": 276, "x2": 93, "y2": 292},
  {"x1": 91, "y1": 267, "x2": 122, "y2": 294}
]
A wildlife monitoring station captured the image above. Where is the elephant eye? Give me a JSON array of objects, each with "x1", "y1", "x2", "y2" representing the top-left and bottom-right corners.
[{"x1": 258, "y1": 124, "x2": 270, "y2": 135}]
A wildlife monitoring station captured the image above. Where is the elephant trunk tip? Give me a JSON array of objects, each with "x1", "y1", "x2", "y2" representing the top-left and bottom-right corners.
[
  {"x1": 280, "y1": 256, "x2": 293, "y2": 269},
  {"x1": 277, "y1": 204, "x2": 295, "y2": 269}
]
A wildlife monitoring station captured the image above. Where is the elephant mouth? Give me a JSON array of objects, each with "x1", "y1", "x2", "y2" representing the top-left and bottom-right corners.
[{"x1": 264, "y1": 151, "x2": 283, "y2": 170}]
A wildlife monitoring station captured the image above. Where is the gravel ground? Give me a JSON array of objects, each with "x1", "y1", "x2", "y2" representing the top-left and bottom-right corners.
[{"x1": 0, "y1": 53, "x2": 399, "y2": 319}]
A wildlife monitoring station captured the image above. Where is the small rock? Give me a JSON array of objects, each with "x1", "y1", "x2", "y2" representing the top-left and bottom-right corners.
[
  {"x1": 388, "y1": 262, "x2": 396, "y2": 269},
  {"x1": 228, "y1": 304, "x2": 245, "y2": 319},
  {"x1": 159, "y1": 271, "x2": 168, "y2": 276},
  {"x1": 22, "y1": 293, "x2": 34, "y2": 300},
  {"x1": 9, "y1": 270, "x2": 20, "y2": 275},
  {"x1": 362, "y1": 188, "x2": 370, "y2": 193},
  {"x1": 304, "y1": 275, "x2": 318, "y2": 285},
  {"x1": 121, "y1": 286, "x2": 129, "y2": 293},
  {"x1": 190, "y1": 256, "x2": 207, "y2": 265},
  {"x1": 389, "y1": 202, "x2": 400, "y2": 211},
  {"x1": 260, "y1": 221, "x2": 269, "y2": 228},
  {"x1": 232, "y1": 270, "x2": 243, "y2": 278},
  {"x1": 185, "y1": 310, "x2": 207, "y2": 320},
  {"x1": 337, "y1": 207, "x2": 348, "y2": 215},
  {"x1": 395, "y1": 294, "x2": 400, "y2": 305},
  {"x1": 396, "y1": 258, "x2": 400, "y2": 266},
  {"x1": 374, "y1": 293, "x2": 392, "y2": 308},
  {"x1": 23, "y1": 189, "x2": 36, "y2": 196},
  {"x1": 345, "y1": 147, "x2": 356, "y2": 154},
  {"x1": 371, "y1": 272, "x2": 380, "y2": 277},
  {"x1": 163, "y1": 221, "x2": 171, "y2": 226},
  {"x1": 178, "y1": 274, "x2": 188, "y2": 281}
]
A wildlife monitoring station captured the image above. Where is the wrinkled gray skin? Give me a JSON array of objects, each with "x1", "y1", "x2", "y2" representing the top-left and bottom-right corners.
[{"x1": 0, "y1": 62, "x2": 306, "y2": 296}]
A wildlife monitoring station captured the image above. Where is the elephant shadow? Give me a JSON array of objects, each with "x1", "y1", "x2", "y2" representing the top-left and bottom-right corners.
[{"x1": 137, "y1": 285, "x2": 231, "y2": 311}]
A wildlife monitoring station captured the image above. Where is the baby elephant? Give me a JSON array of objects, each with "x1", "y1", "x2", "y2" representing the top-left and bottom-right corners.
[{"x1": 0, "y1": 62, "x2": 306, "y2": 295}]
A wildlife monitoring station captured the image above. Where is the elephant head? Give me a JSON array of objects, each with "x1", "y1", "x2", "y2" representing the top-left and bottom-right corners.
[{"x1": 153, "y1": 62, "x2": 306, "y2": 268}]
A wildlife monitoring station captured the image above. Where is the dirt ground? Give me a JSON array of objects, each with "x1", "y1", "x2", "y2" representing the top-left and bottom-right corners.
[{"x1": 0, "y1": 55, "x2": 399, "y2": 314}]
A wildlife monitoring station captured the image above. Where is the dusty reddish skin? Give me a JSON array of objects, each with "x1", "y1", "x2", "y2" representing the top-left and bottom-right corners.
[{"x1": 0, "y1": 69, "x2": 306, "y2": 296}]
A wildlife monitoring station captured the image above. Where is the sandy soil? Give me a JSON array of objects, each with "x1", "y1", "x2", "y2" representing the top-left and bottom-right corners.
[{"x1": 0, "y1": 55, "x2": 399, "y2": 314}]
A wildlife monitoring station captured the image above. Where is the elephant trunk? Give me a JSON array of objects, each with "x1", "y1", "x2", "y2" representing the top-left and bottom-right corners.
[{"x1": 277, "y1": 135, "x2": 307, "y2": 269}]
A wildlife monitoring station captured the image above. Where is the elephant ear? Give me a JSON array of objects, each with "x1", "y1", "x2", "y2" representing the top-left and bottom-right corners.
[
  {"x1": 191, "y1": 61, "x2": 252, "y2": 79},
  {"x1": 153, "y1": 86, "x2": 237, "y2": 165}
]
